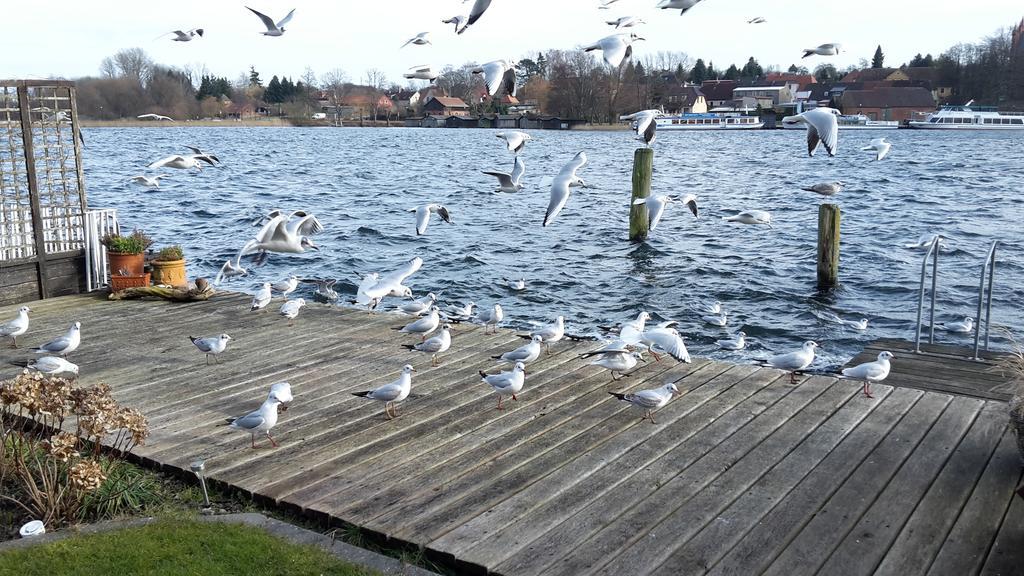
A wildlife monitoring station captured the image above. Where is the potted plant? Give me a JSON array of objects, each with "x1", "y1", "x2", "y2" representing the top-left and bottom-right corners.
[
  {"x1": 150, "y1": 245, "x2": 187, "y2": 287},
  {"x1": 101, "y1": 229, "x2": 152, "y2": 291}
]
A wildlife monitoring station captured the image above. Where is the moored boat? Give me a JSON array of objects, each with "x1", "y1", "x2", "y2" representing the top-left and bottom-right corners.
[
  {"x1": 781, "y1": 113, "x2": 899, "y2": 130},
  {"x1": 656, "y1": 113, "x2": 764, "y2": 130},
  {"x1": 907, "y1": 100, "x2": 1024, "y2": 129}
]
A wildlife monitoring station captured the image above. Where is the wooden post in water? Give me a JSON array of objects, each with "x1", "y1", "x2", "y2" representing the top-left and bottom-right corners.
[
  {"x1": 817, "y1": 203, "x2": 841, "y2": 288},
  {"x1": 629, "y1": 148, "x2": 654, "y2": 242}
]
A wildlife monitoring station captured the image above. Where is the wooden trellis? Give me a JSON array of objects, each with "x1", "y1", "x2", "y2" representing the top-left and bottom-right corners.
[{"x1": 0, "y1": 80, "x2": 90, "y2": 304}]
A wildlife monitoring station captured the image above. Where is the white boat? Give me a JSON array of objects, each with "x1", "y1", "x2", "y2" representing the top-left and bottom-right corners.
[
  {"x1": 781, "y1": 113, "x2": 898, "y2": 130},
  {"x1": 907, "y1": 100, "x2": 1024, "y2": 130},
  {"x1": 656, "y1": 114, "x2": 764, "y2": 130}
]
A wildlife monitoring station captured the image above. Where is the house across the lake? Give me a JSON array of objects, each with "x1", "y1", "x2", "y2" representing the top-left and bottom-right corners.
[{"x1": 423, "y1": 96, "x2": 471, "y2": 117}]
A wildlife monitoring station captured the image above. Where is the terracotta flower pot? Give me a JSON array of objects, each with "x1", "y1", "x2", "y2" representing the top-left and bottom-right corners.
[
  {"x1": 150, "y1": 259, "x2": 187, "y2": 287},
  {"x1": 107, "y1": 251, "x2": 145, "y2": 276}
]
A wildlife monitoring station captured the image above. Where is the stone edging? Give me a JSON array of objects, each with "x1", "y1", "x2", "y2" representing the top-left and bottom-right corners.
[{"x1": 0, "y1": 513, "x2": 438, "y2": 576}]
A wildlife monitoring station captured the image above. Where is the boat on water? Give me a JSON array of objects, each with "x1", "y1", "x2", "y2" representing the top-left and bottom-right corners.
[
  {"x1": 656, "y1": 113, "x2": 764, "y2": 130},
  {"x1": 907, "y1": 100, "x2": 1024, "y2": 130},
  {"x1": 781, "y1": 113, "x2": 898, "y2": 130}
]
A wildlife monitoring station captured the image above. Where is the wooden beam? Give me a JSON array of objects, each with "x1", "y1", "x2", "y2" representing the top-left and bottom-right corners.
[
  {"x1": 16, "y1": 84, "x2": 49, "y2": 298},
  {"x1": 629, "y1": 147, "x2": 653, "y2": 242},
  {"x1": 816, "y1": 203, "x2": 840, "y2": 288}
]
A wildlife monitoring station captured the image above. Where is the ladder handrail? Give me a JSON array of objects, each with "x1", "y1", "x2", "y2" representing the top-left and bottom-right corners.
[
  {"x1": 914, "y1": 235, "x2": 941, "y2": 353},
  {"x1": 973, "y1": 240, "x2": 999, "y2": 360}
]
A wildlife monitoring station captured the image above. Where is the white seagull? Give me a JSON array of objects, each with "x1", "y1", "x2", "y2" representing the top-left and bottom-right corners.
[
  {"x1": 247, "y1": 6, "x2": 295, "y2": 36},
  {"x1": 657, "y1": 0, "x2": 705, "y2": 15},
  {"x1": 239, "y1": 210, "x2": 323, "y2": 264},
  {"x1": 905, "y1": 233, "x2": 948, "y2": 250},
  {"x1": 356, "y1": 257, "x2": 423, "y2": 309},
  {"x1": 581, "y1": 348, "x2": 645, "y2": 381},
  {"x1": 599, "y1": 0, "x2": 622, "y2": 8},
  {"x1": 459, "y1": 0, "x2": 493, "y2": 34},
  {"x1": 529, "y1": 315, "x2": 564, "y2": 354},
  {"x1": 190, "y1": 333, "x2": 231, "y2": 364},
  {"x1": 862, "y1": 137, "x2": 893, "y2": 161},
  {"x1": 168, "y1": 28, "x2": 204, "y2": 41},
  {"x1": 494, "y1": 335, "x2": 543, "y2": 364},
  {"x1": 401, "y1": 31, "x2": 431, "y2": 48},
  {"x1": 0, "y1": 306, "x2": 31, "y2": 347},
  {"x1": 802, "y1": 43, "x2": 842, "y2": 58},
  {"x1": 609, "y1": 382, "x2": 680, "y2": 423},
  {"x1": 399, "y1": 293, "x2": 437, "y2": 316},
  {"x1": 251, "y1": 282, "x2": 273, "y2": 311},
  {"x1": 352, "y1": 364, "x2": 414, "y2": 419},
  {"x1": 802, "y1": 181, "x2": 843, "y2": 196},
  {"x1": 147, "y1": 153, "x2": 216, "y2": 170},
  {"x1": 129, "y1": 175, "x2": 168, "y2": 188},
  {"x1": 477, "y1": 303, "x2": 504, "y2": 333},
  {"x1": 842, "y1": 351, "x2": 894, "y2": 398},
  {"x1": 621, "y1": 109, "x2": 663, "y2": 146},
  {"x1": 723, "y1": 210, "x2": 773, "y2": 228},
  {"x1": 639, "y1": 327, "x2": 691, "y2": 363},
  {"x1": 396, "y1": 306, "x2": 441, "y2": 340},
  {"x1": 442, "y1": 14, "x2": 467, "y2": 33},
  {"x1": 717, "y1": 331, "x2": 746, "y2": 350},
  {"x1": 271, "y1": 274, "x2": 299, "y2": 298},
  {"x1": 472, "y1": 59, "x2": 517, "y2": 98},
  {"x1": 483, "y1": 156, "x2": 526, "y2": 192},
  {"x1": 480, "y1": 362, "x2": 526, "y2": 410},
  {"x1": 32, "y1": 322, "x2": 80, "y2": 357},
  {"x1": 403, "y1": 323, "x2": 452, "y2": 366},
  {"x1": 223, "y1": 385, "x2": 289, "y2": 448},
  {"x1": 787, "y1": 107, "x2": 841, "y2": 157},
  {"x1": 404, "y1": 65, "x2": 439, "y2": 82},
  {"x1": 941, "y1": 317, "x2": 974, "y2": 334},
  {"x1": 504, "y1": 277, "x2": 526, "y2": 291},
  {"x1": 15, "y1": 356, "x2": 79, "y2": 378},
  {"x1": 543, "y1": 151, "x2": 588, "y2": 227},
  {"x1": 632, "y1": 193, "x2": 698, "y2": 231},
  {"x1": 411, "y1": 203, "x2": 453, "y2": 235},
  {"x1": 279, "y1": 299, "x2": 305, "y2": 324},
  {"x1": 443, "y1": 301, "x2": 476, "y2": 321},
  {"x1": 214, "y1": 258, "x2": 247, "y2": 285},
  {"x1": 137, "y1": 113, "x2": 175, "y2": 122},
  {"x1": 607, "y1": 16, "x2": 645, "y2": 28},
  {"x1": 496, "y1": 131, "x2": 532, "y2": 154},
  {"x1": 765, "y1": 341, "x2": 818, "y2": 383},
  {"x1": 703, "y1": 311, "x2": 728, "y2": 327},
  {"x1": 583, "y1": 33, "x2": 644, "y2": 68}
]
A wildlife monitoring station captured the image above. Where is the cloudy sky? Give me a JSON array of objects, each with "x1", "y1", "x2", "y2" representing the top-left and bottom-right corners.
[{"x1": 5, "y1": 0, "x2": 1020, "y2": 85}]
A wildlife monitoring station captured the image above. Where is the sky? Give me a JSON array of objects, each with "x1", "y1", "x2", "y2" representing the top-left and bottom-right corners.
[{"x1": 4, "y1": 0, "x2": 1021, "y2": 86}]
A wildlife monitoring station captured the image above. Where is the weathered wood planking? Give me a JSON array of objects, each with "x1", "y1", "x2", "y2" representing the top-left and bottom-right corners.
[
  {"x1": 844, "y1": 338, "x2": 1017, "y2": 401},
  {"x1": 0, "y1": 294, "x2": 1021, "y2": 576}
]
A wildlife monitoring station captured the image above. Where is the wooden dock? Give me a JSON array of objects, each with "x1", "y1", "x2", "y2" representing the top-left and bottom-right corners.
[{"x1": 1, "y1": 293, "x2": 1022, "y2": 576}]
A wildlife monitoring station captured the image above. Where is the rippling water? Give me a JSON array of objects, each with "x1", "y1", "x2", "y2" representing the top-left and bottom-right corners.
[{"x1": 81, "y1": 126, "x2": 1024, "y2": 369}]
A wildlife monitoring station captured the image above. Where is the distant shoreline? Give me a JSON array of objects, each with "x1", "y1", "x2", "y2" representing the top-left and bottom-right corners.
[{"x1": 79, "y1": 118, "x2": 630, "y2": 131}]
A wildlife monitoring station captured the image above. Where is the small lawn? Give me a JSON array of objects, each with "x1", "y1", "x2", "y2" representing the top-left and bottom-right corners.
[{"x1": 0, "y1": 518, "x2": 380, "y2": 576}]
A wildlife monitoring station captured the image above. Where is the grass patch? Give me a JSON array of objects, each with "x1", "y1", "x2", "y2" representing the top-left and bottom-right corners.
[{"x1": 0, "y1": 518, "x2": 380, "y2": 576}]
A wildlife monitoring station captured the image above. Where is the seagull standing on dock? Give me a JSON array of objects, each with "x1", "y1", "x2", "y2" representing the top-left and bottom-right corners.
[
  {"x1": 609, "y1": 382, "x2": 680, "y2": 423},
  {"x1": 483, "y1": 156, "x2": 526, "y2": 192},
  {"x1": 494, "y1": 335, "x2": 544, "y2": 364},
  {"x1": 396, "y1": 306, "x2": 441, "y2": 340},
  {"x1": 472, "y1": 59, "x2": 517, "y2": 98},
  {"x1": 480, "y1": 362, "x2": 526, "y2": 410},
  {"x1": 399, "y1": 293, "x2": 437, "y2": 316},
  {"x1": 31, "y1": 322, "x2": 80, "y2": 358},
  {"x1": 786, "y1": 107, "x2": 841, "y2": 157},
  {"x1": 13, "y1": 356, "x2": 79, "y2": 378},
  {"x1": 496, "y1": 131, "x2": 532, "y2": 154},
  {"x1": 458, "y1": 0, "x2": 493, "y2": 34},
  {"x1": 528, "y1": 316, "x2": 564, "y2": 354},
  {"x1": 544, "y1": 151, "x2": 588, "y2": 227},
  {"x1": 862, "y1": 137, "x2": 893, "y2": 161},
  {"x1": 723, "y1": 210, "x2": 773, "y2": 228},
  {"x1": 765, "y1": 341, "x2": 818, "y2": 383},
  {"x1": 404, "y1": 324, "x2": 452, "y2": 366},
  {"x1": 477, "y1": 303, "x2": 504, "y2": 333},
  {"x1": 190, "y1": 334, "x2": 231, "y2": 364},
  {"x1": 0, "y1": 306, "x2": 31, "y2": 347},
  {"x1": 223, "y1": 386, "x2": 289, "y2": 448},
  {"x1": 247, "y1": 6, "x2": 295, "y2": 36},
  {"x1": 352, "y1": 365, "x2": 414, "y2": 419},
  {"x1": 581, "y1": 348, "x2": 644, "y2": 381},
  {"x1": 583, "y1": 33, "x2": 644, "y2": 67},
  {"x1": 411, "y1": 203, "x2": 453, "y2": 235},
  {"x1": 841, "y1": 351, "x2": 894, "y2": 398},
  {"x1": 251, "y1": 283, "x2": 272, "y2": 311},
  {"x1": 272, "y1": 275, "x2": 299, "y2": 298},
  {"x1": 632, "y1": 193, "x2": 698, "y2": 231},
  {"x1": 443, "y1": 301, "x2": 476, "y2": 322},
  {"x1": 279, "y1": 299, "x2": 305, "y2": 325}
]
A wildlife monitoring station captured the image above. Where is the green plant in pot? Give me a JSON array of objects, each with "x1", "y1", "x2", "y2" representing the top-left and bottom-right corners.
[
  {"x1": 102, "y1": 229, "x2": 152, "y2": 277},
  {"x1": 150, "y1": 245, "x2": 188, "y2": 287}
]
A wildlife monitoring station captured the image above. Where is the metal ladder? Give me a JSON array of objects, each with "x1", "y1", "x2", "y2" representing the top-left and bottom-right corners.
[
  {"x1": 972, "y1": 241, "x2": 999, "y2": 360},
  {"x1": 914, "y1": 236, "x2": 941, "y2": 353}
]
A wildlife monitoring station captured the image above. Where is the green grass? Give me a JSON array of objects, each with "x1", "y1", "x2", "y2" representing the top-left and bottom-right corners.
[{"x1": 0, "y1": 519, "x2": 380, "y2": 576}]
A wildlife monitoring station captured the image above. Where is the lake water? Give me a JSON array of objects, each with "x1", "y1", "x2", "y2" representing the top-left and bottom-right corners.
[{"x1": 81, "y1": 126, "x2": 1024, "y2": 370}]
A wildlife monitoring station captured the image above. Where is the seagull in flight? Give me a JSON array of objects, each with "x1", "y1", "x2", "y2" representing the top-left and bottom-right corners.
[
  {"x1": 621, "y1": 109, "x2": 663, "y2": 147},
  {"x1": 166, "y1": 28, "x2": 204, "y2": 41},
  {"x1": 584, "y1": 33, "x2": 644, "y2": 67},
  {"x1": 442, "y1": 14, "x2": 467, "y2": 33},
  {"x1": 129, "y1": 175, "x2": 168, "y2": 188},
  {"x1": 404, "y1": 65, "x2": 439, "y2": 82},
  {"x1": 247, "y1": 6, "x2": 295, "y2": 36},
  {"x1": 137, "y1": 113, "x2": 174, "y2": 122},
  {"x1": 802, "y1": 43, "x2": 842, "y2": 58},
  {"x1": 633, "y1": 193, "x2": 698, "y2": 231},
  {"x1": 459, "y1": 0, "x2": 493, "y2": 34},
  {"x1": 239, "y1": 210, "x2": 323, "y2": 264},
  {"x1": 606, "y1": 16, "x2": 645, "y2": 28},
  {"x1": 785, "y1": 107, "x2": 840, "y2": 157},
  {"x1": 862, "y1": 137, "x2": 893, "y2": 161},
  {"x1": 483, "y1": 156, "x2": 526, "y2": 192},
  {"x1": 496, "y1": 131, "x2": 532, "y2": 154},
  {"x1": 411, "y1": 203, "x2": 453, "y2": 235},
  {"x1": 543, "y1": 151, "x2": 588, "y2": 227},
  {"x1": 401, "y1": 31, "x2": 431, "y2": 48},
  {"x1": 747, "y1": 17, "x2": 766, "y2": 24},
  {"x1": 657, "y1": 0, "x2": 706, "y2": 15},
  {"x1": 472, "y1": 59, "x2": 517, "y2": 98}
]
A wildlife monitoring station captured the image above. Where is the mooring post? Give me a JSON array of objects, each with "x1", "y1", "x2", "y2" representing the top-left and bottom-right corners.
[
  {"x1": 629, "y1": 148, "x2": 654, "y2": 242},
  {"x1": 817, "y1": 203, "x2": 841, "y2": 288}
]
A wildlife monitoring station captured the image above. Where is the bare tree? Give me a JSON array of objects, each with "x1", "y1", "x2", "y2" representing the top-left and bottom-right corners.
[{"x1": 100, "y1": 48, "x2": 153, "y2": 84}]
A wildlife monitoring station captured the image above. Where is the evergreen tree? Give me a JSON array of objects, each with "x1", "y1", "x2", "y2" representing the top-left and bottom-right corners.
[
  {"x1": 707, "y1": 61, "x2": 719, "y2": 80},
  {"x1": 788, "y1": 64, "x2": 799, "y2": 73},
  {"x1": 724, "y1": 64, "x2": 741, "y2": 80},
  {"x1": 872, "y1": 45, "x2": 885, "y2": 68},
  {"x1": 281, "y1": 76, "x2": 295, "y2": 99},
  {"x1": 689, "y1": 58, "x2": 707, "y2": 84},
  {"x1": 741, "y1": 57, "x2": 763, "y2": 78},
  {"x1": 814, "y1": 63, "x2": 839, "y2": 83},
  {"x1": 265, "y1": 75, "x2": 283, "y2": 103},
  {"x1": 249, "y1": 66, "x2": 263, "y2": 87},
  {"x1": 536, "y1": 52, "x2": 548, "y2": 77},
  {"x1": 675, "y1": 63, "x2": 686, "y2": 81},
  {"x1": 633, "y1": 61, "x2": 646, "y2": 81}
]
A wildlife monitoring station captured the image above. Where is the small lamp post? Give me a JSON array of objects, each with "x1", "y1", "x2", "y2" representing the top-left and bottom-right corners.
[{"x1": 190, "y1": 459, "x2": 210, "y2": 508}]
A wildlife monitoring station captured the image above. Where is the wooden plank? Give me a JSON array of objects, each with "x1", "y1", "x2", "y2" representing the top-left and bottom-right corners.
[
  {"x1": 870, "y1": 338, "x2": 1008, "y2": 362},
  {"x1": 605, "y1": 376, "x2": 863, "y2": 576},
  {"x1": 874, "y1": 401, "x2": 1009, "y2": 576},
  {"x1": 533, "y1": 375, "x2": 835, "y2": 576},
  {"x1": 980, "y1": 483, "x2": 1024, "y2": 576},
  {"x1": 431, "y1": 362, "x2": 742, "y2": 566},
  {"x1": 850, "y1": 348, "x2": 1012, "y2": 385},
  {"x1": 16, "y1": 85, "x2": 48, "y2": 298},
  {"x1": 759, "y1": 392, "x2": 953, "y2": 575},
  {"x1": 927, "y1": 430, "x2": 1024, "y2": 576},
  {"x1": 776, "y1": 396, "x2": 983, "y2": 576},
  {"x1": 703, "y1": 386, "x2": 924, "y2": 576}
]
